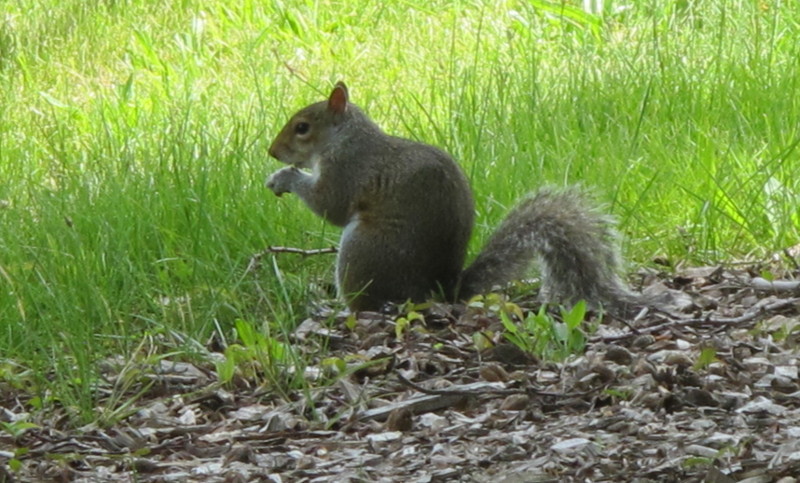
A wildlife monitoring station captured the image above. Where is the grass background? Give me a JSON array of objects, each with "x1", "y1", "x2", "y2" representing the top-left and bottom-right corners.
[{"x1": 1, "y1": 0, "x2": 799, "y2": 423}]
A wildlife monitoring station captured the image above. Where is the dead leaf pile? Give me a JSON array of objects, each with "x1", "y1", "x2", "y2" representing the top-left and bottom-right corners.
[{"x1": 2, "y1": 266, "x2": 800, "y2": 482}]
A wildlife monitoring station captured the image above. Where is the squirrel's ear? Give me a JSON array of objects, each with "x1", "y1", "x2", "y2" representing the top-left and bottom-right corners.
[{"x1": 328, "y1": 82, "x2": 349, "y2": 114}]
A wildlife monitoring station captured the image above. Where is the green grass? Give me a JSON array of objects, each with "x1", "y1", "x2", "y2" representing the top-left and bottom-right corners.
[{"x1": 1, "y1": 0, "x2": 799, "y2": 424}]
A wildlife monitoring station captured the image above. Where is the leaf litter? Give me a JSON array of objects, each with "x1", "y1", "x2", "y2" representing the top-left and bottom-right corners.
[{"x1": 3, "y1": 265, "x2": 800, "y2": 482}]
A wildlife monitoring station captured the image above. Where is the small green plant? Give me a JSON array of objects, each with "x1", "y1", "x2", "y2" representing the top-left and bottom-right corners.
[
  {"x1": 759, "y1": 269, "x2": 775, "y2": 282},
  {"x1": 1, "y1": 417, "x2": 38, "y2": 472},
  {"x1": 603, "y1": 387, "x2": 633, "y2": 401},
  {"x1": 215, "y1": 319, "x2": 296, "y2": 391},
  {"x1": 468, "y1": 293, "x2": 525, "y2": 352},
  {"x1": 501, "y1": 300, "x2": 594, "y2": 361},
  {"x1": 2, "y1": 446, "x2": 30, "y2": 473},
  {"x1": 681, "y1": 456, "x2": 714, "y2": 469},
  {"x1": 467, "y1": 293, "x2": 525, "y2": 320},
  {"x1": 394, "y1": 303, "x2": 427, "y2": 340},
  {"x1": 694, "y1": 346, "x2": 719, "y2": 370},
  {"x1": 320, "y1": 356, "x2": 347, "y2": 376},
  {"x1": 0, "y1": 419, "x2": 38, "y2": 440}
]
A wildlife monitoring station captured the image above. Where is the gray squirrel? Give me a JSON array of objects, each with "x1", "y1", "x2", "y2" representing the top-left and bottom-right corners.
[{"x1": 266, "y1": 82, "x2": 636, "y2": 311}]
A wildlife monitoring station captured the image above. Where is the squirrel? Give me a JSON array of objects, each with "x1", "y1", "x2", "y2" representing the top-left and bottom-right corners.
[{"x1": 266, "y1": 82, "x2": 637, "y2": 312}]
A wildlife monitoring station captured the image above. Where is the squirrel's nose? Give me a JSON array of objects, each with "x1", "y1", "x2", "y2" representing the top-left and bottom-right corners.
[{"x1": 268, "y1": 143, "x2": 278, "y2": 159}]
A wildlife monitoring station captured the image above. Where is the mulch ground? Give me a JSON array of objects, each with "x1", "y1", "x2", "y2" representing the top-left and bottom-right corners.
[{"x1": 3, "y1": 265, "x2": 800, "y2": 482}]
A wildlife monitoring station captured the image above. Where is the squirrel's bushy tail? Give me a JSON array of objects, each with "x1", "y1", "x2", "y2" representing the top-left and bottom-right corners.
[{"x1": 459, "y1": 186, "x2": 636, "y2": 308}]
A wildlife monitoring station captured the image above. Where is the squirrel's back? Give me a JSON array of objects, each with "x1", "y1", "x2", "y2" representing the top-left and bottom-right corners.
[{"x1": 329, "y1": 132, "x2": 474, "y2": 309}]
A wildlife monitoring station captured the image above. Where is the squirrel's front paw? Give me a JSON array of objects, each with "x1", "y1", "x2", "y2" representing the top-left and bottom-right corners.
[{"x1": 266, "y1": 167, "x2": 299, "y2": 196}]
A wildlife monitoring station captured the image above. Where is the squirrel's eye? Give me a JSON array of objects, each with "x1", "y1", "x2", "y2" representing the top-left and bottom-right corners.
[{"x1": 294, "y1": 122, "x2": 310, "y2": 135}]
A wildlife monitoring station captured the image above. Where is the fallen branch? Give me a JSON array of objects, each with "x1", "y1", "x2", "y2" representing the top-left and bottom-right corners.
[
  {"x1": 751, "y1": 277, "x2": 800, "y2": 293},
  {"x1": 360, "y1": 379, "x2": 505, "y2": 421},
  {"x1": 396, "y1": 372, "x2": 518, "y2": 397},
  {"x1": 592, "y1": 297, "x2": 800, "y2": 343},
  {"x1": 395, "y1": 372, "x2": 598, "y2": 399}
]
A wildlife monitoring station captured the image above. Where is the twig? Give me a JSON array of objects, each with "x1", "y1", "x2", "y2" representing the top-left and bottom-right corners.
[
  {"x1": 245, "y1": 245, "x2": 337, "y2": 274},
  {"x1": 263, "y1": 246, "x2": 338, "y2": 257}
]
